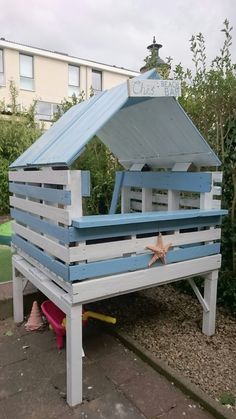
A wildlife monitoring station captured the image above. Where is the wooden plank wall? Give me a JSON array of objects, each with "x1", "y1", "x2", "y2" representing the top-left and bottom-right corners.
[
  {"x1": 10, "y1": 169, "x2": 223, "y2": 283},
  {"x1": 125, "y1": 172, "x2": 222, "y2": 213}
]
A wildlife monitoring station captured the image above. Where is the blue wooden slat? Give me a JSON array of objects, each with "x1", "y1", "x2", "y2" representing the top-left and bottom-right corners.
[
  {"x1": 109, "y1": 172, "x2": 124, "y2": 214},
  {"x1": 11, "y1": 208, "x2": 225, "y2": 244},
  {"x1": 12, "y1": 235, "x2": 69, "y2": 280},
  {"x1": 81, "y1": 171, "x2": 91, "y2": 197},
  {"x1": 11, "y1": 209, "x2": 70, "y2": 243},
  {"x1": 69, "y1": 243, "x2": 221, "y2": 282},
  {"x1": 121, "y1": 171, "x2": 212, "y2": 193},
  {"x1": 69, "y1": 215, "x2": 223, "y2": 242},
  {"x1": 12, "y1": 232, "x2": 220, "y2": 283},
  {"x1": 9, "y1": 183, "x2": 71, "y2": 204},
  {"x1": 72, "y1": 209, "x2": 227, "y2": 229}
]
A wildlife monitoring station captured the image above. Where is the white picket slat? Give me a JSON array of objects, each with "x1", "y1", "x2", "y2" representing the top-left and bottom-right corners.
[
  {"x1": 9, "y1": 169, "x2": 70, "y2": 185},
  {"x1": 69, "y1": 228, "x2": 221, "y2": 263},
  {"x1": 212, "y1": 186, "x2": 222, "y2": 196},
  {"x1": 12, "y1": 222, "x2": 70, "y2": 263},
  {"x1": 10, "y1": 196, "x2": 70, "y2": 225}
]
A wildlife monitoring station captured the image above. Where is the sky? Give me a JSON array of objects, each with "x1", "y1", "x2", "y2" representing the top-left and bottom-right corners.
[{"x1": 0, "y1": 0, "x2": 235, "y2": 72}]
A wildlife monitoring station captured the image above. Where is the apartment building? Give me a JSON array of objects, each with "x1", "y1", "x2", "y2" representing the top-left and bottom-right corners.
[{"x1": 0, "y1": 38, "x2": 138, "y2": 122}]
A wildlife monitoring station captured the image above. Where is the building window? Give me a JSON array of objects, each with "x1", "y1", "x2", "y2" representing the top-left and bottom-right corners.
[
  {"x1": 20, "y1": 54, "x2": 34, "y2": 90},
  {"x1": 92, "y1": 70, "x2": 102, "y2": 94},
  {"x1": 68, "y1": 65, "x2": 80, "y2": 97},
  {"x1": 0, "y1": 49, "x2": 4, "y2": 85},
  {"x1": 35, "y1": 101, "x2": 60, "y2": 121}
]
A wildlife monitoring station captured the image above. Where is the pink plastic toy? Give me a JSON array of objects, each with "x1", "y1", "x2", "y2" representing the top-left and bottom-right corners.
[
  {"x1": 41, "y1": 300, "x2": 116, "y2": 350},
  {"x1": 41, "y1": 300, "x2": 66, "y2": 349}
]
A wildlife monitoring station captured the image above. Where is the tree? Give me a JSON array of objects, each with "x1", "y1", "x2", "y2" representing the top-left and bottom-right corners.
[
  {"x1": 0, "y1": 81, "x2": 43, "y2": 214},
  {"x1": 168, "y1": 19, "x2": 236, "y2": 312}
]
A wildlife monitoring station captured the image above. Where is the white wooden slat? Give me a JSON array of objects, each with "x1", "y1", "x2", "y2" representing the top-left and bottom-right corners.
[
  {"x1": 10, "y1": 196, "x2": 70, "y2": 225},
  {"x1": 212, "y1": 186, "x2": 222, "y2": 196},
  {"x1": 212, "y1": 172, "x2": 223, "y2": 183},
  {"x1": 13, "y1": 256, "x2": 71, "y2": 314},
  {"x1": 153, "y1": 193, "x2": 168, "y2": 204},
  {"x1": 70, "y1": 254, "x2": 222, "y2": 304},
  {"x1": 212, "y1": 200, "x2": 221, "y2": 210},
  {"x1": 14, "y1": 248, "x2": 72, "y2": 293},
  {"x1": 12, "y1": 222, "x2": 70, "y2": 263},
  {"x1": 69, "y1": 228, "x2": 221, "y2": 263},
  {"x1": 131, "y1": 201, "x2": 166, "y2": 212},
  {"x1": 130, "y1": 190, "x2": 201, "y2": 210},
  {"x1": 131, "y1": 190, "x2": 168, "y2": 205},
  {"x1": 179, "y1": 197, "x2": 200, "y2": 208},
  {"x1": 9, "y1": 169, "x2": 71, "y2": 185}
]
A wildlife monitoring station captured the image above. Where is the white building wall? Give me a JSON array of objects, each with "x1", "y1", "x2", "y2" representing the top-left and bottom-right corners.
[{"x1": 0, "y1": 39, "x2": 138, "y2": 116}]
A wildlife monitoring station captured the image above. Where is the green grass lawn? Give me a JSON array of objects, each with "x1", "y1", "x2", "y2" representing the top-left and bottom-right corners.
[
  {"x1": 0, "y1": 245, "x2": 12, "y2": 283},
  {"x1": 0, "y1": 221, "x2": 12, "y2": 246}
]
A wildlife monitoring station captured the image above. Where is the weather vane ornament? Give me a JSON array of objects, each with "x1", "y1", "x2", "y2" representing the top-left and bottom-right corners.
[{"x1": 146, "y1": 233, "x2": 172, "y2": 267}]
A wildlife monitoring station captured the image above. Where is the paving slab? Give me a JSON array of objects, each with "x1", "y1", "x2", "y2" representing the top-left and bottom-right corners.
[
  {"x1": 0, "y1": 317, "x2": 216, "y2": 419},
  {"x1": 72, "y1": 392, "x2": 146, "y2": 419}
]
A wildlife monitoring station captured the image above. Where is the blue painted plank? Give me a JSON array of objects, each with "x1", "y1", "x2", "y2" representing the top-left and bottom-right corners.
[
  {"x1": 109, "y1": 172, "x2": 124, "y2": 214},
  {"x1": 12, "y1": 232, "x2": 220, "y2": 283},
  {"x1": 69, "y1": 243, "x2": 221, "y2": 282},
  {"x1": 11, "y1": 209, "x2": 70, "y2": 243},
  {"x1": 11, "y1": 208, "x2": 225, "y2": 245},
  {"x1": 12, "y1": 234, "x2": 69, "y2": 280},
  {"x1": 72, "y1": 209, "x2": 227, "y2": 229},
  {"x1": 9, "y1": 183, "x2": 71, "y2": 204},
  {"x1": 69, "y1": 215, "x2": 223, "y2": 242},
  {"x1": 81, "y1": 171, "x2": 91, "y2": 197},
  {"x1": 121, "y1": 171, "x2": 212, "y2": 193}
]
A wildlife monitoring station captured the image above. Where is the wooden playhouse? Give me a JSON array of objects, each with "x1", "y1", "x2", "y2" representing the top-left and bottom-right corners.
[{"x1": 9, "y1": 69, "x2": 227, "y2": 406}]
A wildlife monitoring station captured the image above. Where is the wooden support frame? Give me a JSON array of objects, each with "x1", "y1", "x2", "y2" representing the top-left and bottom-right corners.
[
  {"x1": 202, "y1": 270, "x2": 218, "y2": 336},
  {"x1": 10, "y1": 167, "x2": 225, "y2": 406},
  {"x1": 12, "y1": 251, "x2": 221, "y2": 405}
]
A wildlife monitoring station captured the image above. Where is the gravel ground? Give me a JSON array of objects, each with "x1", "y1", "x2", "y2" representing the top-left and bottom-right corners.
[{"x1": 92, "y1": 284, "x2": 236, "y2": 412}]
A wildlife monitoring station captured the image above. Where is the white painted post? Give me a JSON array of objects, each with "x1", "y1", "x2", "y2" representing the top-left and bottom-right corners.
[
  {"x1": 68, "y1": 170, "x2": 83, "y2": 223},
  {"x1": 12, "y1": 259, "x2": 24, "y2": 323},
  {"x1": 66, "y1": 304, "x2": 83, "y2": 406},
  {"x1": 167, "y1": 190, "x2": 180, "y2": 211},
  {"x1": 121, "y1": 187, "x2": 131, "y2": 213},
  {"x1": 202, "y1": 270, "x2": 218, "y2": 336},
  {"x1": 167, "y1": 162, "x2": 190, "y2": 211},
  {"x1": 142, "y1": 188, "x2": 153, "y2": 212}
]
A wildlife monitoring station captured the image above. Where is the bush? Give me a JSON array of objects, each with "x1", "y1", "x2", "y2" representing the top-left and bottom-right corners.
[{"x1": 0, "y1": 82, "x2": 43, "y2": 214}]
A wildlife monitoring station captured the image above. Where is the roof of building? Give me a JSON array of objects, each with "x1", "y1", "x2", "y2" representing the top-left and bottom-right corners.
[
  {"x1": 10, "y1": 69, "x2": 221, "y2": 170},
  {"x1": 0, "y1": 37, "x2": 138, "y2": 76}
]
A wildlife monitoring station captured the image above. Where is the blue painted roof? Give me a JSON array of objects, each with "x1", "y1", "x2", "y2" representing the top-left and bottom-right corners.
[{"x1": 11, "y1": 69, "x2": 221, "y2": 169}]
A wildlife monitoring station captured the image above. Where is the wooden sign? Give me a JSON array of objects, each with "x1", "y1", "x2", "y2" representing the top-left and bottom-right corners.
[{"x1": 128, "y1": 79, "x2": 181, "y2": 98}]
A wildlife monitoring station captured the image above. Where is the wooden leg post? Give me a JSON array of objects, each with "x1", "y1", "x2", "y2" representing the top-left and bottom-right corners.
[
  {"x1": 202, "y1": 270, "x2": 218, "y2": 336},
  {"x1": 66, "y1": 304, "x2": 83, "y2": 407},
  {"x1": 12, "y1": 260, "x2": 24, "y2": 323}
]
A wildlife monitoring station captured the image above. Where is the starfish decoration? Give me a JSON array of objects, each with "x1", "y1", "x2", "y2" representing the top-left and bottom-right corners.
[{"x1": 146, "y1": 233, "x2": 172, "y2": 267}]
